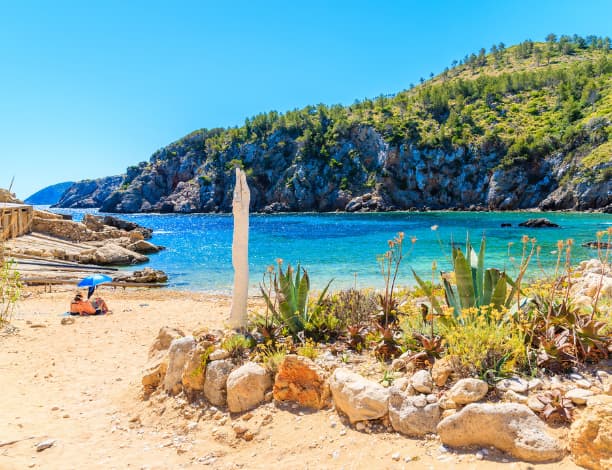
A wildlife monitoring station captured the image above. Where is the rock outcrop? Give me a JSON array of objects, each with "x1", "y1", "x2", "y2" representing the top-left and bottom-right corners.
[
  {"x1": 54, "y1": 175, "x2": 124, "y2": 208},
  {"x1": 569, "y1": 395, "x2": 612, "y2": 470},
  {"x1": 328, "y1": 368, "x2": 389, "y2": 423},
  {"x1": 518, "y1": 218, "x2": 560, "y2": 228},
  {"x1": 226, "y1": 362, "x2": 272, "y2": 413},
  {"x1": 437, "y1": 403, "x2": 565, "y2": 462},
  {"x1": 273, "y1": 355, "x2": 329, "y2": 409},
  {"x1": 389, "y1": 388, "x2": 441, "y2": 436}
]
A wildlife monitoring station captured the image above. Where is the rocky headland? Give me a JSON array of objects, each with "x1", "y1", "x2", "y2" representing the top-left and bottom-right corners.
[{"x1": 53, "y1": 38, "x2": 611, "y2": 214}]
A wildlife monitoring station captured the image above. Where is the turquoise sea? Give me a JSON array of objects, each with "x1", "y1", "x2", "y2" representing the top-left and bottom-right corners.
[{"x1": 47, "y1": 209, "x2": 611, "y2": 293}]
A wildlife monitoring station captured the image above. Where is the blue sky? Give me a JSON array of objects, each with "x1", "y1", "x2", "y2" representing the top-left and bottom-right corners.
[{"x1": 2, "y1": 0, "x2": 611, "y2": 199}]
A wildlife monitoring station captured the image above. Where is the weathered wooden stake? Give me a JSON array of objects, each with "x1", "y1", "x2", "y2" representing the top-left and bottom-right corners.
[{"x1": 229, "y1": 168, "x2": 250, "y2": 328}]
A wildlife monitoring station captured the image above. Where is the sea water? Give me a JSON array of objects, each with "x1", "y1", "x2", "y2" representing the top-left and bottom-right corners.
[{"x1": 47, "y1": 209, "x2": 610, "y2": 293}]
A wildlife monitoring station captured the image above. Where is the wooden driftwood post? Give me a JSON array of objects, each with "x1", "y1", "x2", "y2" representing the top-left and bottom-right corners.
[{"x1": 229, "y1": 168, "x2": 250, "y2": 329}]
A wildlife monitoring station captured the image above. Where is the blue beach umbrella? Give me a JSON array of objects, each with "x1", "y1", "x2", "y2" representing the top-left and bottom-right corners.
[
  {"x1": 77, "y1": 273, "x2": 113, "y2": 288},
  {"x1": 77, "y1": 273, "x2": 113, "y2": 298}
]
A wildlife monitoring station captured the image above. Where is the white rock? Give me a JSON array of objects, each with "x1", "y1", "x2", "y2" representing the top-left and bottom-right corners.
[
  {"x1": 527, "y1": 396, "x2": 545, "y2": 412},
  {"x1": 495, "y1": 377, "x2": 529, "y2": 394},
  {"x1": 226, "y1": 362, "x2": 272, "y2": 413},
  {"x1": 565, "y1": 388, "x2": 594, "y2": 405},
  {"x1": 410, "y1": 370, "x2": 433, "y2": 394},
  {"x1": 163, "y1": 336, "x2": 196, "y2": 395},
  {"x1": 35, "y1": 439, "x2": 56, "y2": 452},
  {"x1": 329, "y1": 368, "x2": 389, "y2": 424},
  {"x1": 448, "y1": 378, "x2": 488, "y2": 404},
  {"x1": 426, "y1": 393, "x2": 438, "y2": 404},
  {"x1": 527, "y1": 378, "x2": 543, "y2": 391},
  {"x1": 504, "y1": 390, "x2": 528, "y2": 404},
  {"x1": 209, "y1": 349, "x2": 230, "y2": 361},
  {"x1": 204, "y1": 359, "x2": 235, "y2": 406},
  {"x1": 437, "y1": 403, "x2": 565, "y2": 462},
  {"x1": 389, "y1": 388, "x2": 441, "y2": 436},
  {"x1": 391, "y1": 452, "x2": 400, "y2": 461},
  {"x1": 574, "y1": 379, "x2": 592, "y2": 389}
]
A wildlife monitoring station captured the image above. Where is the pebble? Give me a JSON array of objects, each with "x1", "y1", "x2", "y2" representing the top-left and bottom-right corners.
[
  {"x1": 35, "y1": 439, "x2": 56, "y2": 452},
  {"x1": 476, "y1": 451, "x2": 484, "y2": 460},
  {"x1": 355, "y1": 422, "x2": 365, "y2": 431},
  {"x1": 391, "y1": 452, "x2": 401, "y2": 461},
  {"x1": 426, "y1": 394, "x2": 437, "y2": 404},
  {"x1": 566, "y1": 388, "x2": 594, "y2": 405},
  {"x1": 527, "y1": 378, "x2": 543, "y2": 391},
  {"x1": 574, "y1": 379, "x2": 592, "y2": 389}
]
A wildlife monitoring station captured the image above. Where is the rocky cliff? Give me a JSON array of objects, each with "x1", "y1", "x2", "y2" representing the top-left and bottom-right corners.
[
  {"x1": 56, "y1": 37, "x2": 612, "y2": 213},
  {"x1": 54, "y1": 175, "x2": 124, "y2": 209}
]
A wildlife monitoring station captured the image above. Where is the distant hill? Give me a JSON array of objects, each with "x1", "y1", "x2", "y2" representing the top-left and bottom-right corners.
[
  {"x1": 59, "y1": 34, "x2": 612, "y2": 213},
  {"x1": 53, "y1": 175, "x2": 124, "y2": 208},
  {"x1": 25, "y1": 182, "x2": 74, "y2": 205}
]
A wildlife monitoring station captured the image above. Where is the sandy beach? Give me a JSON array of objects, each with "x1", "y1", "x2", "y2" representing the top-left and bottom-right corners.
[{"x1": 0, "y1": 286, "x2": 581, "y2": 469}]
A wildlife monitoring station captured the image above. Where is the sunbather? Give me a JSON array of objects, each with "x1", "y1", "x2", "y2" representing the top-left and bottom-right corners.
[{"x1": 69, "y1": 292, "x2": 109, "y2": 315}]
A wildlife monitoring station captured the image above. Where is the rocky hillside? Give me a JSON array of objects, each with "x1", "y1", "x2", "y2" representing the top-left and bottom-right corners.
[
  {"x1": 61, "y1": 35, "x2": 612, "y2": 213},
  {"x1": 54, "y1": 175, "x2": 124, "y2": 208},
  {"x1": 24, "y1": 181, "x2": 74, "y2": 205}
]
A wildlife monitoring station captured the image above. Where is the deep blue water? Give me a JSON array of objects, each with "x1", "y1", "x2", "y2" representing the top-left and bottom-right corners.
[{"x1": 45, "y1": 208, "x2": 611, "y2": 293}]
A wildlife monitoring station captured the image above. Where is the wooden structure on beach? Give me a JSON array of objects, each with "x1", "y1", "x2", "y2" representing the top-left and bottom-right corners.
[{"x1": 0, "y1": 203, "x2": 33, "y2": 241}]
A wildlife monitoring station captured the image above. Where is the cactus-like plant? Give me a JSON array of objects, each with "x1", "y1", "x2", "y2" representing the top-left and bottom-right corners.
[
  {"x1": 413, "y1": 235, "x2": 518, "y2": 325},
  {"x1": 260, "y1": 260, "x2": 332, "y2": 336}
]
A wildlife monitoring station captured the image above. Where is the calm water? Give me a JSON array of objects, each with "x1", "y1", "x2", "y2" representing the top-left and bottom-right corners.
[{"x1": 47, "y1": 208, "x2": 611, "y2": 293}]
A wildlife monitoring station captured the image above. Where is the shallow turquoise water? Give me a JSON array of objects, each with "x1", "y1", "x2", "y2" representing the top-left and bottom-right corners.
[{"x1": 48, "y1": 209, "x2": 611, "y2": 293}]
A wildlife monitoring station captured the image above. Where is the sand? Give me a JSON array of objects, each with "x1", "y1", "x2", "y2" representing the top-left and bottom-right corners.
[{"x1": 0, "y1": 286, "x2": 580, "y2": 470}]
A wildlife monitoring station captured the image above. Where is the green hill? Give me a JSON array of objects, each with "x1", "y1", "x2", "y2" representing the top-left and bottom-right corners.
[{"x1": 65, "y1": 34, "x2": 612, "y2": 213}]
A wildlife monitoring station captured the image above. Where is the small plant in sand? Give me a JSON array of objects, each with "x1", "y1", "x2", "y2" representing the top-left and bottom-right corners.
[
  {"x1": 440, "y1": 306, "x2": 527, "y2": 379},
  {"x1": 296, "y1": 338, "x2": 319, "y2": 360},
  {"x1": 260, "y1": 259, "x2": 332, "y2": 337},
  {"x1": 0, "y1": 243, "x2": 22, "y2": 326},
  {"x1": 376, "y1": 232, "x2": 407, "y2": 326},
  {"x1": 536, "y1": 389, "x2": 575, "y2": 423},
  {"x1": 221, "y1": 333, "x2": 254, "y2": 359}
]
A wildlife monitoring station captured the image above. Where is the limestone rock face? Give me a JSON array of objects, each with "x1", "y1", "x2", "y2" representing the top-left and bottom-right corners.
[
  {"x1": 163, "y1": 336, "x2": 196, "y2": 395},
  {"x1": 569, "y1": 395, "x2": 612, "y2": 470},
  {"x1": 78, "y1": 243, "x2": 148, "y2": 265},
  {"x1": 273, "y1": 355, "x2": 329, "y2": 409},
  {"x1": 226, "y1": 362, "x2": 272, "y2": 413},
  {"x1": 204, "y1": 359, "x2": 235, "y2": 406},
  {"x1": 328, "y1": 368, "x2": 389, "y2": 423},
  {"x1": 53, "y1": 175, "x2": 124, "y2": 209},
  {"x1": 149, "y1": 326, "x2": 185, "y2": 358},
  {"x1": 389, "y1": 388, "x2": 441, "y2": 436},
  {"x1": 437, "y1": 403, "x2": 565, "y2": 462},
  {"x1": 448, "y1": 378, "x2": 489, "y2": 404}
]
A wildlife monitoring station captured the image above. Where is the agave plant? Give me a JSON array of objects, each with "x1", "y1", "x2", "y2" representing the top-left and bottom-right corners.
[
  {"x1": 413, "y1": 235, "x2": 518, "y2": 325},
  {"x1": 537, "y1": 389, "x2": 575, "y2": 422},
  {"x1": 260, "y1": 261, "x2": 332, "y2": 336}
]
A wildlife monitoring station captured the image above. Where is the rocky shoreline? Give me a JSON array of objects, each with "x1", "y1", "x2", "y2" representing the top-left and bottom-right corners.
[{"x1": 2, "y1": 189, "x2": 167, "y2": 286}]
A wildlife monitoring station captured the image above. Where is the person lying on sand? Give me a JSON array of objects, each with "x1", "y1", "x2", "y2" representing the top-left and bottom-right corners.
[{"x1": 69, "y1": 292, "x2": 110, "y2": 315}]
